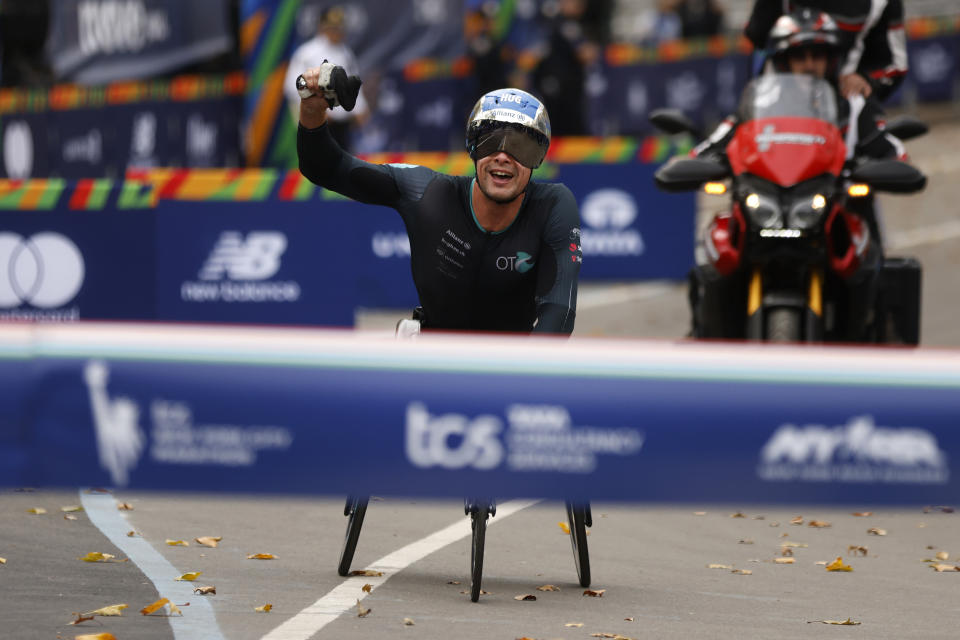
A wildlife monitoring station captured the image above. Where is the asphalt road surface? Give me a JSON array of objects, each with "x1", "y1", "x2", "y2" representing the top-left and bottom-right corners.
[{"x1": 3, "y1": 107, "x2": 959, "y2": 640}]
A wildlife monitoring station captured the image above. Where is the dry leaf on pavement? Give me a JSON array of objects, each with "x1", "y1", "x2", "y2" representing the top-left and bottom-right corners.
[
  {"x1": 774, "y1": 558, "x2": 795, "y2": 564},
  {"x1": 732, "y1": 569, "x2": 753, "y2": 575},
  {"x1": 929, "y1": 564, "x2": 960, "y2": 572},
  {"x1": 196, "y1": 536, "x2": 222, "y2": 548},
  {"x1": 75, "y1": 634, "x2": 117, "y2": 640},
  {"x1": 0, "y1": 558, "x2": 7, "y2": 564},
  {"x1": 117, "y1": 502, "x2": 134, "y2": 510},
  {"x1": 141, "y1": 598, "x2": 170, "y2": 615},
  {"x1": 848, "y1": 546, "x2": 869, "y2": 556},
  {"x1": 536, "y1": 584, "x2": 560, "y2": 591},
  {"x1": 583, "y1": 589, "x2": 606, "y2": 597},
  {"x1": 739, "y1": 539, "x2": 754, "y2": 545},
  {"x1": 361, "y1": 584, "x2": 373, "y2": 593},
  {"x1": 558, "y1": 522, "x2": 570, "y2": 534},
  {"x1": 708, "y1": 564, "x2": 733, "y2": 569},
  {"x1": 867, "y1": 528, "x2": 887, "y2": 536},
  {"x1": 247, "y1": 553, "x2": 277, "y2": 559},
  {"x1": 808, "y1": 618, "x2": 861, "y2": 625},
  {"x1": 86, "y1": 604, "x2": 128, "y2": 617},
  {"x1": 446, "y1": 580, "x2": 460, "y2": 585},
  {"x1": 730, "y1": 511, "x2": 746, "y2": 518},
  {"x1": 403, "y1": 617, "x2": 415, "y2": 625},
  {"x1": 936, "y1": 551, "x2": 950, "y2": 561},
  {"x1": 166, "y1": 540, "x2": 189, "y2": 546},
  {"x1": 68, "y1": 613, "x2": 95, "y2": 625},
  {"x1": 356, "y1": 600, "x2": 371, "y2": 617},
  {"x1": 808, "y1": 520, "x2": 831, "y2": 528},
  {"x1": 514, "y1": 594, "x2": 537, "y2": 601},
  {"x1": 79, "y1": 552, "x2": 117, "y2": 563},
  {"x1": 175, "y1": 571, "x2": 202, "y2": 581},
  {"x1": 565, "y1": 622, "x2": 584, "y2": 627},
  {"x1": 194, "y1": 586, "x2": 216, "y2": 595},
  {"x1": 790, "y1": 516, "x2": 804, "y2": 525},
  {"x1": 256, "y1": 603, "x2": 273, "y2": 612},
  {"x1": 826, "y1": 557, "x2": 853, "y2": 572},
  {"x1": 350, "y1": 569, "x2": 384, "y2": 577},
  {"x1": 61, "y1": 505, "x2": 84, "y2": 512},
  {"x1": 64, "y1": 514, "x2": 79, "y2": 521},
  {"x1": 852, "y1": 512, "x2": 872, "y2": 517},
  {"x1": 782, "y1": 542, "x2": 807, "y2": 548}
]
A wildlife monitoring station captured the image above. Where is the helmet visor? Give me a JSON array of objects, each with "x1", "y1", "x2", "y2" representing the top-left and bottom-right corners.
[{"x1": 471, "y1": 123, "x2": 548, "y2": 169}]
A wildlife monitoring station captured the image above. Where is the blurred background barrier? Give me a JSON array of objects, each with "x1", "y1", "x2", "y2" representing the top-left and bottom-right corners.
[
  {"x1": 0, "y1": 164, "x2": 694, "y2": 324},
  {"x1": 2, "y1": 323, "x2": 959, "y2": 502}
]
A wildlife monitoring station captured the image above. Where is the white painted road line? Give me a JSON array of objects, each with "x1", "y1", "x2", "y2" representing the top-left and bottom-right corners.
[
  {"x1": 80, "y1": 490, "x2": 226, "y2": 640},
  {"x1": 261, "y1": 499, "x2": 539, "y2": 640}
]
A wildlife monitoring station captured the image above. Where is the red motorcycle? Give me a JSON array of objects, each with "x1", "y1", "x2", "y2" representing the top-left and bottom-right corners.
[{"x1": 652, "y1": 74, "x2": 926, "y2": 343}]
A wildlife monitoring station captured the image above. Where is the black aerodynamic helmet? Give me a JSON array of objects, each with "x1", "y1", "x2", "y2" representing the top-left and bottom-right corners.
[
  {"x1": 465, "y1": 88, "x2": 551, "y2": 169},
  {"x1": 767, "y1": 8, "x2": 842, "y2": 73}
]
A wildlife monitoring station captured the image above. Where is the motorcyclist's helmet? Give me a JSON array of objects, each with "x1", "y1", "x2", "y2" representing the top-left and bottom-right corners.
[
  {"x1": 465, "y1": 88, "x2": 551, "y2": 169},
  {"x1": 767, "y1": 8, "x2": 842, "y2": 76}
]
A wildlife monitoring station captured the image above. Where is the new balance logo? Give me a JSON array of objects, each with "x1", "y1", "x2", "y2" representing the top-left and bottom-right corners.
[{"x1": 199, "y1": 231, "x2": 287, "y2": 281}]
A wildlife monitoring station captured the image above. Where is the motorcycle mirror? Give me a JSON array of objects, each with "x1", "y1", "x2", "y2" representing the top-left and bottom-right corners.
[
  {"x1": 654, "y1": 157, "x2": 729, "y2": 193},
  {"x1": 648, "y1": 108, "x2": 703, "y2": 139},
  {"x1": 849, "y1": 159, "x2": 927, "y2": 194},
  {"x1": 883, "y1": 116, "x2": 928, "y2": 141}
]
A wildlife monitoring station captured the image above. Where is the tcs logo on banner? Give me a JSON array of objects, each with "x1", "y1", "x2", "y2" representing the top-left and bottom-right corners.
[
  {"x1": 0, "y1": 232, "x2": 85, "y2": 308},
  {"x1": 405, "y1": 402, "x2": 504, "y2": 470}
]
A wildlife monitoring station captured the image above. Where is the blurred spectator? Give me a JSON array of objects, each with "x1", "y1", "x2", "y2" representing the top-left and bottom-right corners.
[
  {"x1": 284, "y1": 5, "x2": 369, "y2": 151},
  {"x1": 0, "y1": 0, "x2": 54, "y2": 87},
  {"x1": 530, "y1": 0, "x2": 601, "y2": 136},
  {"x1": 677, "y1": 0, "x2": 725, "y2": 39},
  {"x1": 465, "y1": 7, "x2": 511, "y2": 100},
  {"x1": 634, "y1": 0, "x2": 683, "y2": 45}
]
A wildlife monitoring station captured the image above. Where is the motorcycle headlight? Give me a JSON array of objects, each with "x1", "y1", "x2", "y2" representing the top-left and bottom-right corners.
[
  {"x1": 787, "y1": 193, "x2": 829, "y2": 230},
  {"x1": 742, "y1": 191, "x2": 781, "y2": 228}
]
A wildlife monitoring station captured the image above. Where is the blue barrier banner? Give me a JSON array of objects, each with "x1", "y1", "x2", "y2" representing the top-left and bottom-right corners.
[
  {"x1": 0, "y1": 212, "x2": 156, "y2": 321},
  {"x1": 2, "y1": 324, "x2": 959, "y2": 504},
  {"x1": 155, "y1": 200, "x2": 356, "y2": 326}
]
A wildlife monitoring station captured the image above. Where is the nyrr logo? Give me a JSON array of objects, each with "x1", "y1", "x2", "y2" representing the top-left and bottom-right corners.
[
  {"x1": 757, "y1": 415, "x2": 949, "y2": 484},
  {"x1": 405, "y1": 403, "x2": 505, "y2": 470},
  {"x1": 496, "y1": 251, "x2": 535, "y2": 273},
  {"x1": 580, "y1": 189, "x2": 644, "y2": 256},
  {"x1": 199, "y1": 231, "x2": 286, "y2": 281}
]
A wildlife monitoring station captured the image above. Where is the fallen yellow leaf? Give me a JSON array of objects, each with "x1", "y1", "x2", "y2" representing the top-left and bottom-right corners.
[
  {"x1": 790, "y1": 516, "x2": 803, "y2": 525},
  {"x1": 362, "y1": 584, "x2": 373, "y2": 593},
  {"x1": 80, "y1": 552, "x2": 115, "y2": 563},
  {"x1": 781, "y1": 541, "x2": 808, "y2": 548},
  {"x1": 936, "y1": 551, "x2": 950, "y2": 561},
  {"x1": 780, "y1": 547, "x2": 794, "y2": 557},
  {"x1": 27, "y1": 507, "x2": 46, "y2": 515},
  {"x1": 256, "y1": 603, "x2": 273, "y2": 613},
  {"x1": 446, "y1": 580, "x2": 460, "y2": 585},
  {"x1": 930, "y1": 563, "x2": 960, "y2": 572},
  {"x1": 565, "y1": 622, "x2": 585, "y2": 627},
  {"x1": 693, "y1": 511, "x2": 706, "y2": 516},
  {"x1": 247, "y1": 553, "x2": 277, "y2": 560},
  {"x1": 0, "y1": 558, "x2": 6, "y2": 564},
  {"x1": 826, "y1": 556, "x2": 853, "y2": 572},
  {"x1": 808, "y1": 618, "x2": 861, "y2": 625},
  {"x1": 403, "y1": 617, "x2": 415, "y2": 625},
  {"x1": 808, "y1": 520, "x2": 831, "y2": 528},
  {"x1": 140, "y1": 598, "x2": 170, "y2": 615},
  {"x1": 349, "y1": 569, "x2": 383, "y2": 577},
  {"x1": 86, "y1": 604, "x2": 128, "y2": 617},
  {"x1": 514, "y1": 594, "x2": 537, "y2": 601},
  {"x1": 867, "y1": 528, "x2": 887, "y2": 536},
  {"x1": 61, "y1": 505, "x2": 84, "y2": 512},
  {"x1": 729, "y1": 511, "x2": 746, "y2": 518},
  {"x1": 848, "y1": 545, "x2": 869, "y2": 557},
  {"x1": 166, "y1": 540, "x2": 189, "y2": 547},
  {"x1": 774, "y1": 558, "x2": 795, "y2": 565},
  {"x1": 536, "y1": 584, "x2": 560, "y2": 591},
  {"x1": 168, "y1": 602, "x2": 183, "y2": 616},
  {"x1": 732, "y1": 569, "x2": 753, "y2": 575},
  {"x1": 75, "y1": 634, "x2": 117, "y2": 640},
  {"x1": 625, "y1": 617, "x2": 635, "y2": 621},
  {"x1": 558, "y1": 521, "x2": 570, "y2": 534},
  {"x1": 852, "y1": 511, "x2": 872, "y2": 517},
  {"x1": 195, "y1": 536, "x2": 222, "y2": 548},
  {"x1": 707, "y1": 564, "x2": 733, "y2": 569},
  {"x1": 739, "y1": 539, "x2": 754, "y2": 545},
  {"x1": 194, "y1": 586, "x2": 216, "y2": 595},
  {"x1": 117, "y1": 502, "x2": 134, "y2": 510},
  {"x1": 583, "y1": 589, "x2": 605, "y2": 597},
  {"x1": 356, "y1": 600, "x2": 370, "y2": 617},
  {"x1": 459, "y1": 589, "x2": 490, "y2": 595},
  {"x1": 175, "y1": 571, "x2": 202, "y2": 581},
  {"x1": 126, "y1": 530, "x2": 139, "y2": 537},
  {"x1": 64, "y1": 514, "x2": 79, "y2": 521}
]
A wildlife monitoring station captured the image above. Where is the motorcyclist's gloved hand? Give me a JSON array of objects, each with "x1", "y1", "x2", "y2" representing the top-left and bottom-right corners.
[{"x1": 296, "y1": 60, "x2": 362, "y2": 111}]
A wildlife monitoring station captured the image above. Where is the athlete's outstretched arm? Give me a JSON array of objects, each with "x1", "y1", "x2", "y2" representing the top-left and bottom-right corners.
[{"x1": 533, "y1": 185, "x2": 581, "y2": 335}]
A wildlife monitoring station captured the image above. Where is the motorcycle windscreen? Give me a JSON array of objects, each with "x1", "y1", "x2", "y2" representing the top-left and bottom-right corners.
[{"x1": 726, "y1": 74, "x2": 846, "y2": 186}]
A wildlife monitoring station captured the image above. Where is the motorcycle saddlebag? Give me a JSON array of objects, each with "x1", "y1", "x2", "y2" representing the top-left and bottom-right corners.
[{"x1": 878, "y1": 256, "x2": 922, "y2": 345}]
